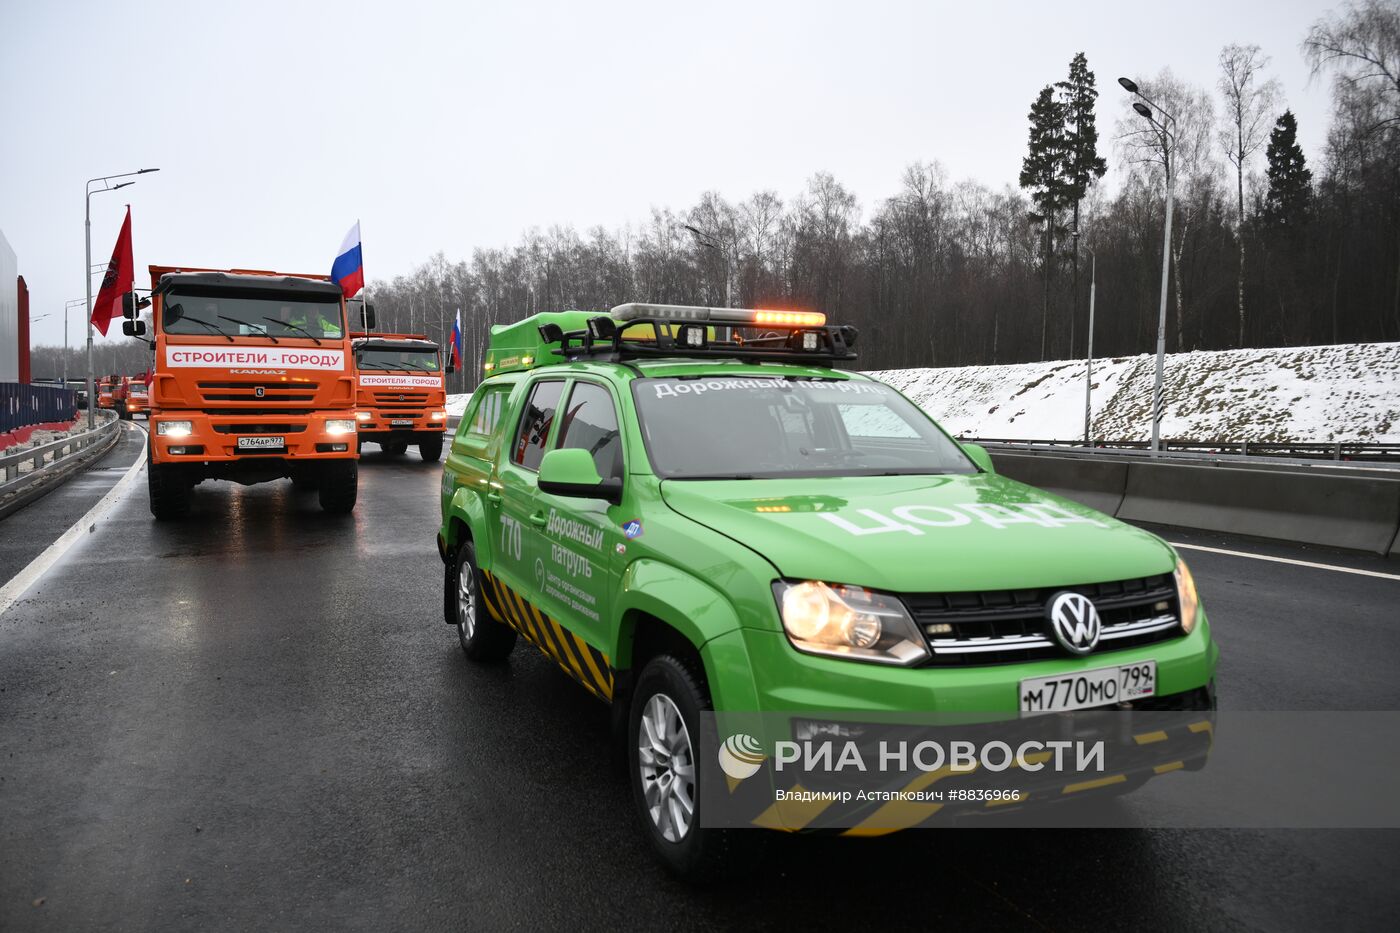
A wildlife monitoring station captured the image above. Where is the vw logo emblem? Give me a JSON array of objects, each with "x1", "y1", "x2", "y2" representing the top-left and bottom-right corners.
[
  {"x1": 254, "y1": 386, "x2": 265, "y2": 398},
  {"x1": 1046, "y1": 591, "x2": 1101, "y2": 655}
]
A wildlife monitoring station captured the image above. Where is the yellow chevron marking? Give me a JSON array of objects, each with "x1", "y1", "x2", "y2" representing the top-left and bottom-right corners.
[
  {"x1": 840, "y1": 765, "x2": 966, "y2": 836},
  {"x1": 1062, "y1": 774, "x2": 1128, "y2": 795}
]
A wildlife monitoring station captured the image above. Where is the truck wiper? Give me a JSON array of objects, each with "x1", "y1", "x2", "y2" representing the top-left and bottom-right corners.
[
  {"x1": 177, "y1": 314, "x2": 234, "y2": 342},
  {"x1": 264, "y1": 317, "x2": 322, "y2": 345},
  {"x1": 218, "y1": 315, "x2": 279, "y2": 342}
]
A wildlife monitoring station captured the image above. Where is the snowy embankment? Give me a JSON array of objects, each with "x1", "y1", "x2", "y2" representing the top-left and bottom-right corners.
[
  {"x1": 445, "y1": 342, "x2": 1400, "y2": 444},
  {"x1": 872, "y1": 343, "x2": 1400, "y2": 444}
]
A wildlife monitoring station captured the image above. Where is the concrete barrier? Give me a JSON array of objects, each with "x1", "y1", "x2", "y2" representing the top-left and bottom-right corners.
[
  {"x1": 991, "y1": 452, "x2": 1129, "y2": 515},
  {"x1": 989, "y1": 448, "x2": 1400, "y2": 556},
  {"x1": 1118, "y1": 461, "x2": 1400, "y2": 554}
]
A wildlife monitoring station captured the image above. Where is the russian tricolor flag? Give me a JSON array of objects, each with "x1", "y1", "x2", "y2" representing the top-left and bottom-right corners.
[
  {"x1": 331, "y1": 222, "x2": 364, "y2": 299},
  {"x1": 451, "y1": 309, "x2": 464, "y2": 369}
]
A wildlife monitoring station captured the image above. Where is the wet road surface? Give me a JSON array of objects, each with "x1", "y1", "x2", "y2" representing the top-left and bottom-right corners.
[{"x1": 1, "y1": 446, "x2": 1398, "y2": 930}]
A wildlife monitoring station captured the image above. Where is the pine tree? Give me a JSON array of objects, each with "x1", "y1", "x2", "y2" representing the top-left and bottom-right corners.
[
  {"x1": 1019, "y1": 85, "x2": 1070, "y2": 359},
  {"x1": 1056, "y1": 52, "x2": 1107, "y2": 357},
  {"x1": 1263, "y1": 110, "x2": 1312, "y2": 228}
]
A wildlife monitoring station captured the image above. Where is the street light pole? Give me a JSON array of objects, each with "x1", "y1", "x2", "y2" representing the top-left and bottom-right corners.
[
  {"x1": 1119, "y1": 79, "x2": 1176, "y2": 455},
  {"x1": 85, "y1": 168, "x2": 158, "y2": 428},
  {"x1": 682, "y1": 224, "x2": 731, "y2": 307},
  {"x1": 64, "y1": 298, "x2": 88, "y2": 384},
  {"x1": 1082, "y1": 246, "x2": 1096, "y2": 446}
]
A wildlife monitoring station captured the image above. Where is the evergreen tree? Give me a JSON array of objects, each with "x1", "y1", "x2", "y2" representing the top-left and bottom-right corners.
[
  {"x1": 1263, "y1": 110, "x2": 1312, "y2": 227},
  {"x1": 1019, "y1": 85, "x2": 1070, "y2": 359},
  {"x1": 1056, "y1": 52, "x2": 1107, "y2": 357}
]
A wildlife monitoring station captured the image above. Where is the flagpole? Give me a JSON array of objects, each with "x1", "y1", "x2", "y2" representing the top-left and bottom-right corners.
[{"x1": 357, "y1": 219, "x2": 367, "y2": 331}]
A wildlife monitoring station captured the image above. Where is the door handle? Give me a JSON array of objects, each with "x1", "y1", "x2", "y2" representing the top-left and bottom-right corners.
[
  {"x1": 486, "y1": 492, "x2": 502, "y2": 504},
  {"x1": 529, "y1": 511, "x2": 549, "y2": 527}
]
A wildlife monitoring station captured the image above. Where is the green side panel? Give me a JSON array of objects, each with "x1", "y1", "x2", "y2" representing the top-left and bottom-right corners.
[{"x1": 485, "y1": 310, "x2": 603, "y2": 376}]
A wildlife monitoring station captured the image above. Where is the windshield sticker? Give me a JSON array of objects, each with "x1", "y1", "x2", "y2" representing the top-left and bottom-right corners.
[
  {"x1": 651, "y1": 378, "x2": 888, "y2": 399},
  {"x1": 622, "y1": 519, "x2": 644, "y2": 539},
  {"x1": 166, "y1": 348, "x2": 345, "y2": 370},
  {"x1": 816, "y1": 503, "x2": 1107, "y2": 536}
]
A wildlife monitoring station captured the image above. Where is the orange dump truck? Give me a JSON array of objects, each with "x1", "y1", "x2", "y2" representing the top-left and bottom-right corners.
[
  {"x1": 97, "y1": 377, "x2": 117, "y2": 412},
  {"x1": 350, "y1": 332, "x2": 447, "y2": 461},
  {"x1": 129, "y1": 266, "x2": 360, "y2": 519},
  {"x1": 124, "y1": 377, "x2": 150, "y2": 419}
]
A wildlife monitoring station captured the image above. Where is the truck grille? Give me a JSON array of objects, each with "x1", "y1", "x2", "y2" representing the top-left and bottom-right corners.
[
  {"x1": 211, "y1": 423, "x2": 307, "y2": 434},
  {"x1": 372, "y1": 391, "x2": 429, "y2": 409},
  {"x1": 197, "y1": 381, "x2": 316, "y2": 403},
  {"x1": 907, "y1": 574, "x2": 1182, "y2": 666}
]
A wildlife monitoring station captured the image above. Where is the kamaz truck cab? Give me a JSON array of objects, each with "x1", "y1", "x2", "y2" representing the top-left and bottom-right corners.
[
  {"x1": 350, "y1": 332, "x2": 447, "y2": 462},
  {"x1": 133, "y1": 266, "x2": 360, "y2": 519},
  {"x1": 125, "y1": 377, "x2": 149, "y2": 419}
]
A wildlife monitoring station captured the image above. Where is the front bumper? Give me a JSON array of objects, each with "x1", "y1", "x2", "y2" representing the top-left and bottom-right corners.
[
  {"x1": 355, "y1": 408, "x2": 447, "y2": 439},
  {"x1": 705, "y1": 612, "x2": 1217, "y2": 715},
  {"x1": 150, "y1": 411, "x2": 359, "y2": 464}
]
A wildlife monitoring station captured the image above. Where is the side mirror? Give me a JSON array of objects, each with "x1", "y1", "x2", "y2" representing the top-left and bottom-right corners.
[
  {"x1": 122, "y1": 319, "x2": 148, "y2": 338},
  {"x1": 961, "y1": 442, "x2": 995, "y2": 474},
  {"x1": 446, "y1": 361, "x2": 456, "y2": 374},
  {"x1": 538, "y1": 448, "x2": 622, "y2": 504},
  {"x1": 363, "y1": 303, "x2": 376, "y2": 330}
]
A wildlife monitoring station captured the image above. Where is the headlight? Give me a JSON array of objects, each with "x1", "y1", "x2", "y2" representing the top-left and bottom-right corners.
[
  {"x1": 430, "y1": 410, "x2": 447, "y2": 420},
  {"x1": 773, "y1": 581, "x2": 929, "y2": 666},
  {"x1": 157, "y1": 420, "x2": 193, "y2": 437},
  {"x1": 1175, "y1": 558, "x2": 1200, "y2": 634},
  {"x1": 355, "y1": 411, "x2": 372, "y2": 421},
  {"x1": 325, "y1": 419, "x2": 357, "y2": 436}
]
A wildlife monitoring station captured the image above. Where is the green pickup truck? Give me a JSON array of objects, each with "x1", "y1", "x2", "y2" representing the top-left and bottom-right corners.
[{"x1": 437, "y1": 303, "x2": 1217, "y2": 877}]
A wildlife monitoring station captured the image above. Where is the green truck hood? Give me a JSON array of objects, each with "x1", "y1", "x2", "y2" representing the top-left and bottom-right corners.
[{"x1": 659, "y1": 473, "x2": 1175, "y2": 593}]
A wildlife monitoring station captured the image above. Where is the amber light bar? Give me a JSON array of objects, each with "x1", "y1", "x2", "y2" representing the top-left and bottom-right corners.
[{"x1": 610, "y1": 303, "x2": 827, "y2": 328}]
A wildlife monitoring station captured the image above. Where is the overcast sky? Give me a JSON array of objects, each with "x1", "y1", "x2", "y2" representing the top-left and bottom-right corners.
[{"x1": 2, "y1": 0, "x2": 1338, "y2": 348}]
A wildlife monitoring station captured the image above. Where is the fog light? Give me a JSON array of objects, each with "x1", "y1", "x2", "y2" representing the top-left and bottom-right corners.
[
  {"x1": 329, "y1": 443, "x2": 348, "y2": 452},
  {"x1": 356, "y1": 411, "x2": 371, "y2": 421}
]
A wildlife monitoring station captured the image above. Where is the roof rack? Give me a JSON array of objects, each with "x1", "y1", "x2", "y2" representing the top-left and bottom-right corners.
[{"x1": 540, "y1": 303, "x2": 858, "y2": 367}]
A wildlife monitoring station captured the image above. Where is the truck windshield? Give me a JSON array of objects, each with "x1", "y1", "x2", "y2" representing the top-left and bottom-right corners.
[
  {"x1": 356, "y1": 349, "x2": 440, "y2": 371},
  {"x1": 129, "y1": 385, "x2": 147, "y2": 396},
  {"x1": 632, "y1": 376, "x2": 976, "y2": 479},
  {"x1": 162, "y1": 287, "x2": 344, "y2": 340}
]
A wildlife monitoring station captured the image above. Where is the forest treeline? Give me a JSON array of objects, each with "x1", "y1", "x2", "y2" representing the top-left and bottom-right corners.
[{"x1": 32, "y1": 2, "x2": 1400, "y2": 395}]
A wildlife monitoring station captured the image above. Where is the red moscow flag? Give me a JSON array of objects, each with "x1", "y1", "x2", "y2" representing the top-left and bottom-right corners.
[{"x1": 91, "y1": 206, "x2": 134, "y2": 337}]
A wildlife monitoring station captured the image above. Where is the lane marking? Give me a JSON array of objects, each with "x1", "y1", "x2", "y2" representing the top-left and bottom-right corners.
[
  {"x1": 0, "y1": 422, "x2": 148, "y2": 619},
  {"x1": 1170, "y1": 541, "x2": 1400, "y2": 582}
]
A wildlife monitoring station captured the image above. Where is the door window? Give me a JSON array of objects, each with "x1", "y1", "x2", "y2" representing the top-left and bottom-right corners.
[
  {"x1": 557, "y1": 382, "x2": 624, "y2": 482},
  {"x1": 511, "y1": 380, "x2": 565, "y2": 471}
]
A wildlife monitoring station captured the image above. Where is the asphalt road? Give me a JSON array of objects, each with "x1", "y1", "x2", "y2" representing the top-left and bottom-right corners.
[{"x1": 1, "y1": 447, "x2": 1398, "y2": 931}]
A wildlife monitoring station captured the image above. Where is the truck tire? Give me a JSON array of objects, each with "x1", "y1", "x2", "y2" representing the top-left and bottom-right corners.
[
  {"x1": 148, "y1": 459, "x2": 191, "y2": 521},
  {"x1": 384, "y1": 440, "x2": 409, "y2": 456},
  {"x1": 629, "y1": 653, "x2": 736, "y2": 882},
  {"x1": 318, "y1": 460, "x2": 358, "y2": 514},
  {"x1": 450, "y1": 541, "x2": 516, "y2": 661},
  {"x1": 419, "y1": 436, "x2": 444, "y2": 462}
]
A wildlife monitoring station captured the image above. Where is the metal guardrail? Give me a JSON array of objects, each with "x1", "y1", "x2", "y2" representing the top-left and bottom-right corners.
[
  {"x1": 0, "y1": 411, "x2": 120, "y2": 489},
  {"x1": 967, "y1": 437, "x2": 1400, "y2": 468}
]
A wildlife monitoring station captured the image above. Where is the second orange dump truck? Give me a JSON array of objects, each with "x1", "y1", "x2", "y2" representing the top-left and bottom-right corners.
[
  {"x1": 124, "y1": 377, "x2": 150, "y2": 419},
  {"x1": 350, "y1": 332, "x2": 447, "y2": 462},
  {"x1": 129, "y1": 266, "x2": 360, "y2": 519}
]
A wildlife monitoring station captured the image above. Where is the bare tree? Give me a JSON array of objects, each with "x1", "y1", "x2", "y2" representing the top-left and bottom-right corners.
[{"x1": 1218, "y1": 44, "x2": 1282, "y2": 346}]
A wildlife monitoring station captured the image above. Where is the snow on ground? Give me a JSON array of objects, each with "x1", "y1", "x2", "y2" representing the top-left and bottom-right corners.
[
  {"x1": 872, "y1": 343, "x2": 1400, "y2": 443},
  {"x1": 445, "y1": 342, "x2": 1400, "y2": 443}
]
